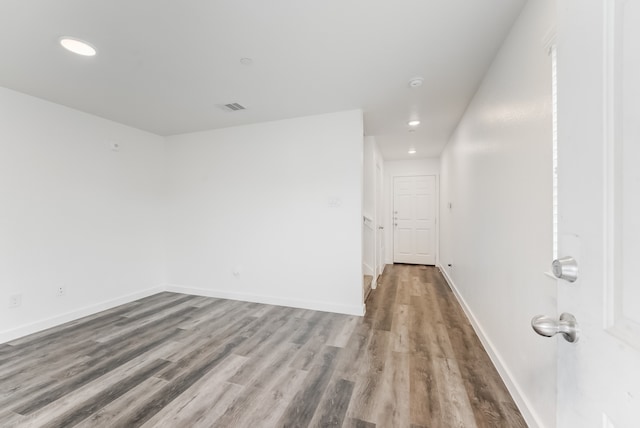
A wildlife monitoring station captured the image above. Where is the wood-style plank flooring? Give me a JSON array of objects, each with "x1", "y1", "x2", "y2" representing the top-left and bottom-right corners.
[{"x1": 0, "y1": 265, "x2": 527, "y2": 427}]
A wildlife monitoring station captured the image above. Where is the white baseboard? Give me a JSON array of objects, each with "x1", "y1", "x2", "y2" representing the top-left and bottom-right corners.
[
  {"x1": 2, "y1": 283, "x2": 366, "y2": 344},
  {"x1": 436, "y1": 264, "x2": 543, "y2": 428},
  {"x1": 0, "y1": 286, "x2": 163, "y2": 344},
  {"x1": 166, "y1": 284, "x2": 365, "y2": 316},
  {"x1": 363, "y1": 262, "x2": 374, "y2": 277}
]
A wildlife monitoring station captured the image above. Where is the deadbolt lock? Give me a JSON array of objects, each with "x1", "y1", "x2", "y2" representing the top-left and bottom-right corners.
[{"x1": 552, "y1": 256, "x2": 578, "y2": 282}]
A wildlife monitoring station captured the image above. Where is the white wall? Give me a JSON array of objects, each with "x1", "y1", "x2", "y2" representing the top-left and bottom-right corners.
[
  {"x1": 0, "y1": 88, "x2": 166, "y2": 342},
  {"x1": 165, "y1": 110, "x2": 364, "y2": 315},
  {"x1": 363, "y1": 137, "x2": 377, "y2": 220},
  {"x1": 384, "y1": 158, "x2": 440, "y2": 264},
  {"x1": 438, "y1": 1, "x2": 556, "y2": 427}
]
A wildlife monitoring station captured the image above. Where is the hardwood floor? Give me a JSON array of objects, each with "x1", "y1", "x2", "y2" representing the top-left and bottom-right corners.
[{"x1": 0, "y1": 265, "x2": 527, "y2": 427}]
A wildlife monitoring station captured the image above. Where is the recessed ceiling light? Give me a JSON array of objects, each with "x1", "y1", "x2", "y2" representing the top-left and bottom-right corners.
[
  {"x1": 408, "y1": 120, "x2": 421, "y2": 127},
  {"x1": 408, "y1": 77, "x2": 424, "y2": 88},
  {"x1": 59, "y1": 37, "x2": 96, "y2": 56},
  {"x1": 408, "y1": 149, "x2": 417, "y2": 154}
]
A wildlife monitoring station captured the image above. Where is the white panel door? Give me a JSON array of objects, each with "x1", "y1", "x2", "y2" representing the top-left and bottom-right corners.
[
  {"x1": 555, "y1": 0, "x2": 640, "y2": 426},
  {"x1": 393, "y1": 176, "x2": 436, "y2": 265}
]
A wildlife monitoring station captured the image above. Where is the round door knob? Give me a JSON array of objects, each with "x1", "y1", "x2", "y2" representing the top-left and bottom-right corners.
[{"x1": 531, "y1": 313, "x2": 579, "y2": 343}]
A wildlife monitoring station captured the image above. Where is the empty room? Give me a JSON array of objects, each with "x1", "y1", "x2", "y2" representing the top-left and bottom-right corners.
[{"x1": 2, "y1": 0, "x2": 639, "y2": 427}]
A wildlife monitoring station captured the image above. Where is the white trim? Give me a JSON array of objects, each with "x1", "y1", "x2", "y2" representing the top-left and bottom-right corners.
[
  {"x1": 547, "y1": 27, "x2": 558, "y2": 290},
  {"x1": 435, "y1": 174, "x2": 440, "y2": 267},
  {"x1": 437, "y1": 264, "x2": 543, "y2": 428},
  {"x1": 363, "y1": 262, "x2": 374, "y2": 277},
  {"x1": 0, "y1": 285, "x2": 164, "y2": 344},
  {"x1": 375, "y1": 160, "x2": 385, "y2": 278},
  {"x1": 166, "y1": 284, "x2": 366, "y2": 316},
  {"x1": 602, "y1": 0, "x2": 640, "y2": 350}
]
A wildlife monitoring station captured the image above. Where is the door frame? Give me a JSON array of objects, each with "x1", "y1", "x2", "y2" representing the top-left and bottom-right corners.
[
  {"x1": 374, "y1": 161, "x2": 384, "y2": 287},
  {"x1": 387, "y1": 173, "x2": 439, "y2": 266}
]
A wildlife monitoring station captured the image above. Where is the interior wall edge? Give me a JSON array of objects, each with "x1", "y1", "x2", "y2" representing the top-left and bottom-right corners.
[
  {"x1": 0, "y1": 285, "x2": 164, "y2": 344},
  {"x1": 437, "y1": 263, "x2": 544, "y2": 428}
]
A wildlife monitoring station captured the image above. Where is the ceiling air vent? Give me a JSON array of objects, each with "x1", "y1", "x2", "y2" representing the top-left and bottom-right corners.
[{"x1": 219, "y1": 103, "x2": 247, "y2": 112}]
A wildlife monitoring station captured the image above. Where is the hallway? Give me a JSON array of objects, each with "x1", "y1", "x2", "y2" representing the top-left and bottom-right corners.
[
  {"x1": 0, "y1": 265, "x2": 525, "y2": 427},
  {"x1": 358, "y1": 265, "x2": 526, "y2": 427}
]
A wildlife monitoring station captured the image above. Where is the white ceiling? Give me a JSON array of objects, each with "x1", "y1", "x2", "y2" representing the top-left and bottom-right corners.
[{"x1": 0, "y1": 0, "x2": 526, "y2": 160}]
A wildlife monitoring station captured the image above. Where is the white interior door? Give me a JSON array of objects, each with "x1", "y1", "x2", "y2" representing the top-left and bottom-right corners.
[
  {"x1": 555, "y1": 0, "x2": 640, "y2": 425},
  {"x1": 393, "y1": 175, "x2": 436, "y2": 265}
]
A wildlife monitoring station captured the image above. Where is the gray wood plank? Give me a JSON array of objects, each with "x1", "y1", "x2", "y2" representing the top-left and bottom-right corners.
[
  {"x1": 409, "y1": 355, "x2": 441, "y2": 426},
  {"x1": 11, "y1": 327, "x2": 183, "y2": 415},
  {"x1": 139, "y1": 354, "x2": 248, "y2": 427},
  {"x1": 212, "y1": 366, "x2": 308, "y2": 427},
  {"x1": 39, "y1": 359, "x2": 171, "y2": 428},
  {"x1": 345, "y1": 330, "x2": 390, "y2": 422},
  {"x1": 308, "y1": 378, "x2": 354, "y2": 427},
  {"x1": 111, "y1": 335, "x2": 246, "y2": 427},
  {"x1": 276, "y1": 346, "x2": 340, "y2": 427},
  {"x1": 432, "y1": 357, "x2": 478, "y2": 428},
  {"x1": 391, "y1": 303, "x2": 410, "y2": 353},
  {"x1": 325, "y1": 315, "x2": 359, "y2": 348},
  {"x1": 372, "y1": 351, "x2": 410, "y2": 427},
  {"x1": 74, "y1": 377, "x2": 169, "y2": 428}
]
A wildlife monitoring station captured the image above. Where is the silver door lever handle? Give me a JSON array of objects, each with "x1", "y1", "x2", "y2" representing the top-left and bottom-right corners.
[{"x1": 531, "y1": 313, "x2": 579, "y2": 343}]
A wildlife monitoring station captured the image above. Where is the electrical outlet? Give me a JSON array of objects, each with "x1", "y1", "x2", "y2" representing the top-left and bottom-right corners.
[
  {"x1": 9, "y1": 294, "x2": 22, "y2": 308},
  {"x1": 56, "y1": 286, "x2": 66, "y2": 297}
]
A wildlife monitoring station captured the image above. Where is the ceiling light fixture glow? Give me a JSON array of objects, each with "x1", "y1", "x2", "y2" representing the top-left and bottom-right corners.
[
  {"x1": 59, "y1": 37, "x2": 96, "y2": 56},
  {"x1": 408, "y1": 148, "x2": 417, "y2": 154},
  {"x1": 408, "y1": 120, "x2": 421, "y2": 127}
]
